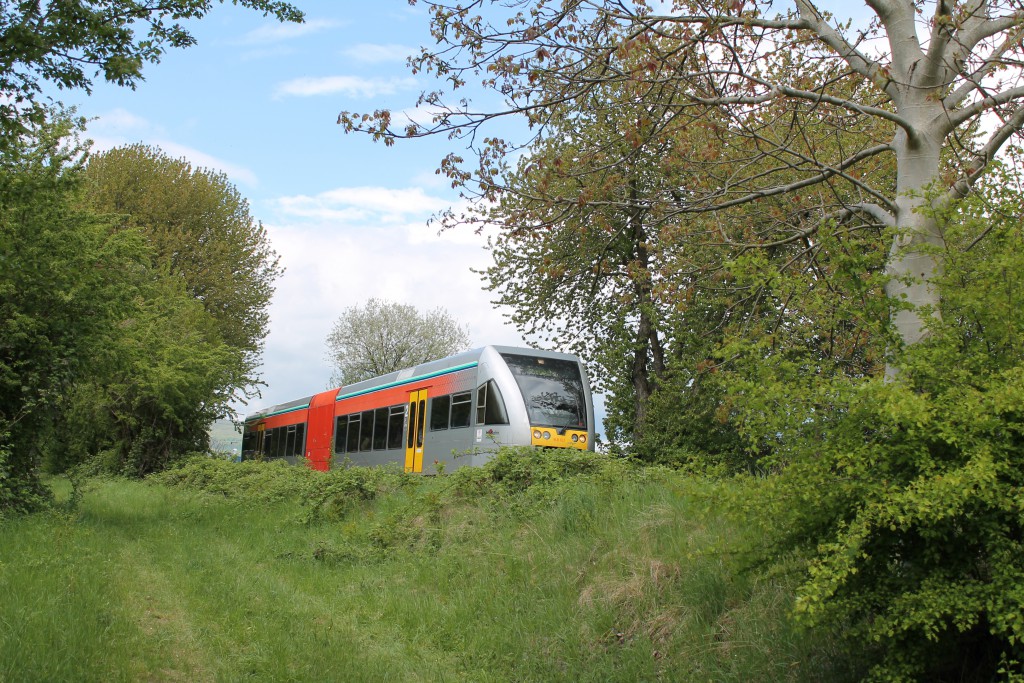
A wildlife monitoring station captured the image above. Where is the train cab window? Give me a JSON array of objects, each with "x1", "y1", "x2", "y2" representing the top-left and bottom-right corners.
[
  {"x1": 346, "y1": 414, "x2": 361, "y2": 453},
  {"x1": 450, "y1": 392, "x2": 472, "y2": 429},
  {"x1": 430, "y1": 395, "x2": 451, "y2": 431},
  {"x1": 476, "y1": 380, "x2": 509, "y2": 425},
  {"x1": 388, "y1": 405, "x2": 405, "y2": 449}
]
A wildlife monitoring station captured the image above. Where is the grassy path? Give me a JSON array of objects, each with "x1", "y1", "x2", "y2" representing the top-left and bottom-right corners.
[{"x1": 0, "y1": 466, "x2": 858, "y2": 682}]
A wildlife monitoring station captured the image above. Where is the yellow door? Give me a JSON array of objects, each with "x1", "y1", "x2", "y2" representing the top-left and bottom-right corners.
[{"x1": 404, "y1": 389, "x2": 428, "y2": 473}]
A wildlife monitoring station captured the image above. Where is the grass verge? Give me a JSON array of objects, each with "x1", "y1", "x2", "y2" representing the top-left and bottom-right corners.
[{"x1": 0, "y1": 451, "x2": 862, "y2": 682}]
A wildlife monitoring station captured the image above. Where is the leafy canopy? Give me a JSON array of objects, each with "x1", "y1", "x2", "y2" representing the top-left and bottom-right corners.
[{"x1": 326, "y1": 299, "x2": 471, "y2": 386}]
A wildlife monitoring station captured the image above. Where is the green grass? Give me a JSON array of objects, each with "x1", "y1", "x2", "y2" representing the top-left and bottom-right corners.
[{"x1": 0, "y1": 453, "x2": 862, "y2": 682}]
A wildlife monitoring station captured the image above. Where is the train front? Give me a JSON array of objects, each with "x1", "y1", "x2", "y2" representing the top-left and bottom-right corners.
[{"x1": 487, "y1": 346, "x2": 596, "y2": 452}]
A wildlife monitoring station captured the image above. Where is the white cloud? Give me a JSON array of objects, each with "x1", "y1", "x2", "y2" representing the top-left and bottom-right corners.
[
  {"x1": 276, "y1": 186, "x2": 451, "y2": 221},
  {"x1": 235, "y1": 18, "x2": 343, "y2": 45},
  {"x1": 274, "y1": 75, "x2": 418, "y2": 99},
  {"x1": 342, "y1": 43, "x2": 416, "y2": 64}
]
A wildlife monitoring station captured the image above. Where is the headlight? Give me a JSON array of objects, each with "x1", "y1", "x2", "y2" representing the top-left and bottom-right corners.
[
  {"x1": 533, "y1": 430, "x2": 542, "y2": 440},
  {"x1": 579, "y1": 435, "x2": 587, "y2": 444},
  {"x1": 543, "y1": 431, "x2": 551, "y2": 440},
  {"x1": 571, "y1": 434, "x2": 579, "y2": 443}
]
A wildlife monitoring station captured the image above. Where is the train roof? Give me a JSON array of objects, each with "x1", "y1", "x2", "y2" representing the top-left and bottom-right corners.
[{"x1": 244, "y1": 345, "x2": 581, "y2": 422}]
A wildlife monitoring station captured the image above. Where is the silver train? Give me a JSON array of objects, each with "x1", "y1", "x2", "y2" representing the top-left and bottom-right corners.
[{"x1": 242, "y1": 346, "x2": 596, "y2": 473}]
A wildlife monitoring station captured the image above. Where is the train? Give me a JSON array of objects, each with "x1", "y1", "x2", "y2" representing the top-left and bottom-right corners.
[{"x1": 241, "y1": 345, "x2": 595, "y2": 473}]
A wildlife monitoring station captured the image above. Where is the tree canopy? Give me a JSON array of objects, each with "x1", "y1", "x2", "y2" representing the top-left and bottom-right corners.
[
  {"x1": 83, "y1": 144, "x2": 282, "y2": 386},
  {"x1": 326, "y1": 299, "x2": 471, "y2": 386},
  {"x1": 341, "y1": 0, "x2": 1024, "y2": 360}
]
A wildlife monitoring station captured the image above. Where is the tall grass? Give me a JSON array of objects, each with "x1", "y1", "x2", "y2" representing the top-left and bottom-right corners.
[{"x1": 0, "y1": 452, "x2": 862, "y2": 682}]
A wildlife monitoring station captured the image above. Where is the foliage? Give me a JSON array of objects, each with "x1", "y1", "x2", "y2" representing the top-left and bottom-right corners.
[
  {"x1": 62, "y1": 276, "x2": 250, "y2": 476},
  {"x1": 82, "y1": 144, "x2": 282, "y2": 379},
  {"x1": 409, "y1": 11, "x2": 893, "y2": 452},
  {"x1": 326, "y1": 298, "x2": 471, "y2": 386},
  {"x1": 0, "y1": 0, "x2": 299, "y2": 510},
  {"x1": 341, "y1": 0, "x2": 1024, "y2": 362},
  {"x1": 0, "y1": 112, "x2": 143, "y2": 514},
  {"x1": 40, "y1": 145, "x2": 282, "y2": 477},
  {"x1": 0, "y1": 0, "x2": 302, "y2": 140},
  {"x1": 730, "y1": 166, "x2": 1024, "y2": 681}
]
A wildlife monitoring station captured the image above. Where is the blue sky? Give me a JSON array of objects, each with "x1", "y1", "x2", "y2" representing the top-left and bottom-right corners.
[{"x1": 58, "y1": 0, "x2": 530, "y2": 423}]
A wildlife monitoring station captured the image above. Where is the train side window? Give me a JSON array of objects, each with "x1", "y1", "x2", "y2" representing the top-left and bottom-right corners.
[
  {"x1": 476, "y1": 380, "x2": 509, "y2": 425},
  {"x1": 285, "y1": 425, "x2": 296, "y2": 457},
  {"x1": 360, "y1": 410, "x2": 375, "y2": 451},
  {"x1": 346, "y1": 414, "x2": 361, "y2": 453},
  {"x1": 242, "y1": 430, "x2": 255, "y2": 454},
  {"x1": 387, "y1": 405, "x2": 405, "y2": 449},
  {"x1": 294, "y1": 423, "x2": 306, "y2": 456},
  {"x1": 335, "y1": 416, "x2": 348, "y2": 453},
  {"x1": 450, "y1": 391, "x2": 471, "y2": 429},
  {"x1": 372, "y1": 407, "x2": 389, "y2": 450},
  {"x1": 430, "y1": 395, "x2": 451, "y2": 431}
]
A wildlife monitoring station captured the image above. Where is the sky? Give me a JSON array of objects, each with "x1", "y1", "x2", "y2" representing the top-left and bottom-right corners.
[
  {"x1": 51, "y1": 0, "x2": 871, "y2": 434},
  {"x1": 56, "y1": 0, "x2": 531, "y2": 422}
]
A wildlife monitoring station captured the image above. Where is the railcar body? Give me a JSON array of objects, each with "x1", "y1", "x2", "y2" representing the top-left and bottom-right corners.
[{"x1": 242, "y1": 346, "x2": 595, "y2": 473}]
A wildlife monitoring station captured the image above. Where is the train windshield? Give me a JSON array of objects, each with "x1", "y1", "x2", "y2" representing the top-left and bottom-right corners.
[{"x1": 501, "y1": 353, "x2": 587, "y2": 430}]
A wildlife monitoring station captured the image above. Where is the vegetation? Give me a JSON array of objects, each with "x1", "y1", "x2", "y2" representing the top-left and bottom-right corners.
[
  {"x1": 0, "y1": 115, "x2": 282, "y2": 508},
  {"x1": 337, "y1": 1, "x2": 1024, "y2": 678},
  {"x1": 1, "y1": 454, "x2": 863, "y2": 682},
  {"x1": 0, "y1": 0, "x2": 301, "y2": 509},
  {"x1": 4, "y1": 0, "x2": 1024, "y2": 679},
  {"x1": 326, "y1": 298, "x2": 471, "y2": 386}
]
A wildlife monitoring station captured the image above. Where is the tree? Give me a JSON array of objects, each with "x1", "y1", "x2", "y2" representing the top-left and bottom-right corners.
[
  {"x1": 54, "y1": 273, "x2": 249, "y2": 477},
  {"x1": 326, "y1": 299, "x2": 471, "y2": 386},
  {"x1": 0, "y1": 0, "x2": 302, "y2": 140},
  {"x1": 82, "y1": 144, "x2": 282, "y2": 391},
  {"x1": 0, "y1": 111, "x2": 145, "y2": 512},
  {"x1": 471, "y1": 30, "x2": 892, "y2": 453},
  {"x1": 41, "y1": 145, "x2": 283, "y2": 476},
  {"x1": 341, "y1": 0, "x2": 1024, "y2": 364}
]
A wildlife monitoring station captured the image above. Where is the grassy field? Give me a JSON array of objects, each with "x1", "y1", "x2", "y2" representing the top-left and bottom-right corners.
[{"x1": 0, "y1": 453, "x2": 861, "y2": 682}]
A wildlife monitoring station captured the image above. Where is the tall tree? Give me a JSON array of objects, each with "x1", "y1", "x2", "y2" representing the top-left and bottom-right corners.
[
  {"x1": 0, "y1": 0, "x2": 302, "y2": 139},
  {"x1": 83, "y1": 144, "x2": 282, "y2": 389},
  {"x1": 48, "y1": 144, "x2": 284, "y2": 476},
  {"x1": 0, "y1": 112, "x2": 144, "y2": 511},
  {"x1": 471, "y1": 29, "x2": 892, "y2": 451},
  {"x1": 341, "y1": 0, "x2": 1024, "y2": 363},
  {"x1": 326, "y1": 299, "x2": 471, "y2": 385}
]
